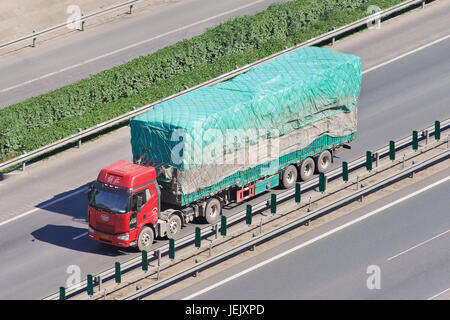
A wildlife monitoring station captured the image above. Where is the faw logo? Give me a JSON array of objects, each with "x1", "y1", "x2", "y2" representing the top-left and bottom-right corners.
[
  {"x1": 101, "y1": 214, "x2": 110, "y2": 222},
  {"x1": 106, "y1": 175, "x2": 121, "y2": 185}
]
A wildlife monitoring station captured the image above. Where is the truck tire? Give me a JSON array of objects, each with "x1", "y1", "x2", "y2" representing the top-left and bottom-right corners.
[
  {"x1": 166, "y1": 214, "x2": 182, "y2": 239},
  {"x1": 299, "y1": 157, "x2": 315, "y2": 181},
  {"x1": 204, "y1": 197, "x2": 221, "y2": 224},
  {"x1": 282, "y1": 165, "x2": 297, "y2": 189},
  {"x1": 137, "y1": 226, "x2": 154, "y2": 252},
  {"x1": 316, "y1": 150, "x2": 332, "y2": 173}
]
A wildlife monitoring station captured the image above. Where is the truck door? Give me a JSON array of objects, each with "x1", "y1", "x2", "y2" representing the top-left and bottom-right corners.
[
  {"x1": 133, "y1": 183, "x2": 158, "y2": 228},
  {"x1": 146, "y1": 182, "x2": 159, "y2": 225}
]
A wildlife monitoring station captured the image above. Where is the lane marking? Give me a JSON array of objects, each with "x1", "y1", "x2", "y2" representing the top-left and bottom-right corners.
[
  {"x1": 0, "y1": 187, "x2": 87, "y2": 228},
  {"x1": 387, "y1": 229, "x2": 450, "y2": 261},
  {"x1": 361, "y1": 33, "x2": 450, "y2": 75},
  {"x1": 182, "y1": 175, "x2": 450, "y2": 300},
  {"x1": 72, "y1": 232, "x2": 88, "y2": 240},
  {"x1": 0, "y1": 0, "x2": 267, "y2": 94},
  {"x1": 428, "y1": 287, "x2": 450, "y2": 300}
]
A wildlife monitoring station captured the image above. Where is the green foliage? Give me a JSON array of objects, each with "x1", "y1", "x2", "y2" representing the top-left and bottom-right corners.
[{"x1": 0, "y1": 0, "x2": 405, "y2": 162}]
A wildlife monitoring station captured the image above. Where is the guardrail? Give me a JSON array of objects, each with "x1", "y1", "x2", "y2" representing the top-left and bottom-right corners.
[
  {"x1": 0, "y1": 0, "x2": 431, "y2": 173},
  {"x1": 0, "y1": 0, "x2": 144, "y2": 50},
  {"x1": 44, "y1": 118, "x2": 450, "y2": 300},
  {"x1": 122, "y1": 147, "x2": 449, "y2": 300}
]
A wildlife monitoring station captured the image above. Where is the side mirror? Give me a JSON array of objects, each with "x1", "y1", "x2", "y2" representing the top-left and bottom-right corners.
[
  {"x1": 136, "y1": 195, "x2": 143, "y2": 212},
  {"x1": 87, "y1": 184, "x2": 94, "y2": 202}
]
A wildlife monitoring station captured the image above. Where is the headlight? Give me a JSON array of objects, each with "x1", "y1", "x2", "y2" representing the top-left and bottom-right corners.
[
  {"x1": 88, "y1": 226, "x2": 94, "y2": 233},
  {"x1": 130, "y1": 214, "x2": 137, "y2": 230},
  {"x1": 117, "y1": 234, "x2": 129, "y2": 240}
]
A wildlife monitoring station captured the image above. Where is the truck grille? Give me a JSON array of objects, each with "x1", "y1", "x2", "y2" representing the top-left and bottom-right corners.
[{"x1": 96, "y1": 222, "x2": 115, "y2": 234}]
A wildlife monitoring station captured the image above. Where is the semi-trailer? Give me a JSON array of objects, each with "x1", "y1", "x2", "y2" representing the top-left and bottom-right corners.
[{"x1": 87, "y1": 46, "x2": 362, "y2": 251}]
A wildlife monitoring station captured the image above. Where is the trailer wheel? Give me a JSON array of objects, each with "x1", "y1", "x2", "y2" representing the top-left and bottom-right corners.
[
  {"x1": 137, "y1": 226, "x2": 154, "y2": 252},
  {"x1": 299, "y1": 157, "x2": 315, "y2": 181},
  {"x1": 282, "y1": 165, "x2": 297, "y2": 189},
  {"x1": 316, "y1": 150, "x2": 332, "y2": 173},
  {"x1": 204, "y1": 198, "x2": 221, "y2": 224},
  {"x1": 166, "y1": 214, "x2": 182, "y2": 239}
]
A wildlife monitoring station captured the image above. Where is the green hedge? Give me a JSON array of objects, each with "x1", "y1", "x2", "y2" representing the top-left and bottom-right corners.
[{"x1": 0, "y1": 0, "x2": 405, "y2": 162}]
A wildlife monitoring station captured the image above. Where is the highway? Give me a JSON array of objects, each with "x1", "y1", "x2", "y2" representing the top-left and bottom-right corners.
[
  {"x1": 0, "y1": 1, "x2": 449, "y2": 299},
  {"x1": 0, "y1": 0, "x2": 291, "y2": 108},
  {"x1": 173, "y1": 169, "x2": 450, "y2": 300}
]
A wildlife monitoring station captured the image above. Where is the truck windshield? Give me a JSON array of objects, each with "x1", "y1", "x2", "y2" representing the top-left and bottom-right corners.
[{"x1": 91, "y1": 189, "x2": 129, "y2": 214}]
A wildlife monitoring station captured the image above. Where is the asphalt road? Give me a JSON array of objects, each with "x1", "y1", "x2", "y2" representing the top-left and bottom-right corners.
[
  {"x1": 173, "y1": 168, "x2": 450, "y2": 300},
  {"x1": 0, "y1": 1, "x2": 449, "y2": 299},
  {"x1": 0, "y1": 0, "x2": 291, "y2": 108}
]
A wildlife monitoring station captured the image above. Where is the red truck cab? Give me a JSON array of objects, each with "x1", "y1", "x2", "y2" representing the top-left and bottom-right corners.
[{"x1": 88, "y1": 160, "x2": 162, "y2": 250}]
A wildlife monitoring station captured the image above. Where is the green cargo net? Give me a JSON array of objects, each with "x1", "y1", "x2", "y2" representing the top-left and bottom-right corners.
[{"x1": 130, "y1": 46, "x2": 361, "y2": 204}]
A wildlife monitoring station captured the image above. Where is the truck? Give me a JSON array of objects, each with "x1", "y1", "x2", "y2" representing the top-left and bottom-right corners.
[{"x1": 88, "y1": 46, "x2": 361, "y2": 251}]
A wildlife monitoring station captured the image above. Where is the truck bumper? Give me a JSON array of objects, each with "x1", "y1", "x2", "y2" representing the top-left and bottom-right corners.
[{"x1": 88, "y1": 228, "x2": 135, "y2": 248}]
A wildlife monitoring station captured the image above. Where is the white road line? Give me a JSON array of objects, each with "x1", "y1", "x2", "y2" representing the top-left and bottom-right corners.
[
  {"x1": 72, "y1": 232, "x2": 88, "y2": 240},
  {"x1": 428, "y1": 287, "x2": 450, "y2": 300},
  {"x1": 387, "y1": 229, "x2": 450, "y2": 261},
  {"x1": 182, "y1": 175, "x2": 450, "y2": 300},
  {"x1": 0, "y1": 0, "x2": 267, "y2": 94},
  {"x1": 361, "y1": 34, "x2": 450, "y2": 74},
  {"x1": 0, "y1": 187, "x2": 87, "y2": 228}
]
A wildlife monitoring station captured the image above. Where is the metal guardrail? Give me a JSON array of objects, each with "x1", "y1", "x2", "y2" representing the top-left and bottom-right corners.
[
  {"x1": 0, "y1": 0, "x2": 430, "y2": 173},
  {"x1": 122, "y1": 148, "x2": 449, "y2": 300},
  {"x1": 43, "y1": 118, "x2": 449, "y2": 300},
  {"x1": 0, "y1": 0, "x2": 144, "y2": 50}
]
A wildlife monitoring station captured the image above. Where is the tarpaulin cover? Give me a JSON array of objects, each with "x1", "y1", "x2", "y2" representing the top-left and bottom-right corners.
[{"x1": 130, "y1": 46, "x2": 361, "y2": 205}]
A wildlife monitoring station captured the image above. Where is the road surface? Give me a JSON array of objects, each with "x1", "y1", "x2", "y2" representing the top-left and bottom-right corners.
[{"x1": 0, "y1": 0, "x2": 449, "y2": 299}]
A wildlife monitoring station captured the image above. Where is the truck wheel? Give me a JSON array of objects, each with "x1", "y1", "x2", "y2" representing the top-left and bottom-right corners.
[
  {"x1": 166, "y1": 214, "x2": 182, "y2": 239},
  {"x1": 204, "y1": 198, "x2": 221, "y2": 224},
  {"x1": 316, "y1": 150, "x2": 332, "y2": 173},
  {"x1": 299, "y1": 157, "x2": 315, "y2": 181},
  {"x1": 282, "y1": 165, "x2": 297, "y2": 189},
  {"x1": 137, "y1": 226, "x2": 154, "y2": 252}
]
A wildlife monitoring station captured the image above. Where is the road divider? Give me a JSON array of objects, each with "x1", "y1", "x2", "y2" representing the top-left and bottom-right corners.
[
  {"x1": 221, "y1": 216, "x2": 227, "y2": 237},
  {"x1": 115, "y1": 262, "x2": 121, "y2": 285},
  {"x1": 87, "y1": 275, "x2": 94, "y2": 297},
  {"x1": 141, "y1": 251, "x2": 148, "y2": 272},
  {"x1": 246, "y1": 205, "x2": 253, "y2": 226}
]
